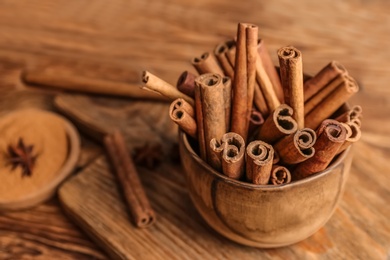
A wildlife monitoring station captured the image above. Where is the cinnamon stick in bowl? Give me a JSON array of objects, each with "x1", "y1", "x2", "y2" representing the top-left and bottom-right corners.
[
  {"x1": 221, "y1": 132, "x2": 245, "y2": 180},
  {"x1": 246, "y1": 140, "x2": 274, "y2": 185},
  {"x1": 192, "y1": 52, "x2": 224, "y2": 76}
]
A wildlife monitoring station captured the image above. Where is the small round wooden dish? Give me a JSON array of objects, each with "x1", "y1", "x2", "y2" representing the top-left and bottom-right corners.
[{"x1": 0, "y1": 109, "x2": 80, "y2": 211}]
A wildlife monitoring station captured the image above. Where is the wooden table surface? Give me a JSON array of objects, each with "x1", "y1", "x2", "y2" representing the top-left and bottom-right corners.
[{"x1": 1, "y1": 0, "x2": 390, "y2": 259}]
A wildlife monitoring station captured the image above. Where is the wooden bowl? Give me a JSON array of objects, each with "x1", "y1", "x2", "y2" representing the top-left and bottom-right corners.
[{"x1": 179, "y1": 131, "x2": 353, "y2": 248}]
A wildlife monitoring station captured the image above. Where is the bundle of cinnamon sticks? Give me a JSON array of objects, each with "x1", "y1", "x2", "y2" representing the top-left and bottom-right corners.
[{"x1": 142, "y1": 22, "x2": 362, "y2": 185}]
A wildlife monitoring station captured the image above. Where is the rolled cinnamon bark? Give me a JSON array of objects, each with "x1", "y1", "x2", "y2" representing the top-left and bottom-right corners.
[
  {"x1": 273, "y1": 151, "x2": 280, "y2": 165},
  {"x1": 176, "y1": 71, "x2": 196, "y2": 98},
  {"x1": 192, "y1": 52, "x2": 224, "y2": 76},
  {"x1": 338, "y1": 121, "x2": 361, "y2": 154},
  {"x1": 253, "y1": 85, "x2": 269, "y2": 116},
  {"x1": 246, "y1": 24, "x2": 259, "y2": 134},
  {"x1": 304, "y1": 61, "x2": 348, "y2": 102},
  {"x1": 226, "y1": 44, "x2": 236, "y2": 68},
  {"x1": 305, "y1": 75, "x2": 359, "y2": 130},
  {"x1": 335, "y1": 105, "x2": 362, "y2": 124},
  {"x1": 23, "y1": 68, "x2": 168, "y2": 101},
  {"x1": 195, "y1": 73, "x2": 226, "y2": 166},
  {"x1": 270, "y1": 165, "x2": 291, "y2": 185},
  {"x1": 248, "y1": 109, "x2": 264, "y2": 136},
  {"x1": 278, "y1": 46, "x2": 304, "y2": 129},
  {"x1": 246, "y1": 140, "x2": 274, "y2": 185},
  {"x1": 170, "y1": 98, "x2": 195, "y2": 118},
  {"x1": 214, "y1": 40, "x2": 235, "y2": 79},
  {"x1": 194, "y1": 83, "x2": 207, "y2": 160},
  {"x1": 293, "y1": 119, "x2": 347, "y2": 180},
  {"x1": 231, "y1": 23, "x2": 249, "y2": 141},
  {"x1": 169, "y1": 103, "x2": 197, "y2": 139},
  {"x1": 257, "y1": 39, "x2": 284, "y2": 103},
  {"x1": 104, "y1": 131, "x2": 155, "y2": 228},
  {"x1": 223, "y1": 76, "x2": 232, "y2": 131},
  {"x1": 210, "y1": 138, "x2": 224, "y2": 172},
  {"x1": 257, "y1": 104, "x2": 298, "y2": 144},
  {"x1": 142, "y1": 71, "x2": 194, "y2": 106},
  {"x1": 221, "y1": 132, "x2": 245, "y2": 180},
  {"x1": 274, "y1": 128, "x2": 317, "y2": 165},
  {"x1": 304, "y1": 73, "x2": 349, "y2": 115}
]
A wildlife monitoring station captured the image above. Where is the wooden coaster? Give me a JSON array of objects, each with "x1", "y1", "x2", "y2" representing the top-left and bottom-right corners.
[{"x1": 0, "y1": 109, "x2": 80, "y2": 210}]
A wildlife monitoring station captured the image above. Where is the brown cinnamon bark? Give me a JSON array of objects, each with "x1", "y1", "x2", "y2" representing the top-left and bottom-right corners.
[
  {"x1": 214, "y1": 40, "x2": 235, "y2": 79},
  {"x1": 257, "y1": 39, "x2": 284, "y2": 103},
  {"x1": 253, "y1": 85, "x2": 269, "y2": 116},
  {"x1": 278, "y1": 46, "x2": 304, "y2": 129},
  {"x1": 104, "y1": 131, "x2": 155, "y2": 228},
  {"x1": 195, "y1": 73, "x2": 226, "y2": 168},
  {"x1": 248, "y1": 109, "x2": 264, "y2": 136},
  {"x1": 23, "y1": 69, "x2": 168, "y2": 101},
  {"x1": 257, "y1": 104, "x2": 298, "y2": 144},
  {"x1": 304, "y1": 61, "x2": 348, "y2": 102},
  {"x1": 170, "y1": 98, "x2": 195, "y2": 117},
  {"x1": 255, "y1": 52, "x2": 280, "y2": 112},
  {"x1": 192, "y1": 52, "x2": 224, "y2": 76},
  {"x1": 142, "y1": 71, "x2": 194, "y2": 106},
  {"x1": 169, "y1": 102, "x2": 197, "y2": 139},
  {"x1": 304, "y1": 73, "x2": 349, "y2": 116},
  {"x1": 194, "y1": 82, "x2": 207, "y2": 160},
  {"x1": 293, "y1": 119, "x2": 347, "y2": 180},
  {"x1": 222, "y1": 76, "x2": 232, "y2": 131},
  {"x1": 231, "y1": 23, "x2": 249, "y2": 141},
  {"x1": 176, "y1": 71, "x2": 196, "y2": 98},
  {"x1": 305, "y1": 75, "x2": 359, "y2": 130},
  {"x1": 274, "y1": 128, "x2": 317, "y2": 164},
  {"x1": 338, "y1": 121, "x2": 361, "y2": 154},
  {"x1": 210, "y1": 138, "x2": 224, "y2": 172},
  {"x1": 270, "y1": 165, "x2": 291, "y2": 185},
  {"x1": 246, "y1": 140, "x2": 274, "y2": 185},
  {"x1": 226, "y1": 44, "x2": 236, "y2": 68},
  {"x1": 221, "y1": 132, "x2": 245, "y2": 179},
  {"x1": 335, "y1": 105, "x2": 362, "y2": 124}
]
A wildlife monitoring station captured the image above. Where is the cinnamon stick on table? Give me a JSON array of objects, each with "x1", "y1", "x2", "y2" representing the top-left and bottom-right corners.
[
  {"x1": 246, "y1": 140, "x2": 274, "y2": 185},
  {"x1": 195, "y1": 73, "x2": 226, "y2": 169},
  {"x1": 274, "y1": 128, "x2": 317, "y2": 165},
  {"x1": 257, "y1": 104, "x2": 298, "y2": 144},
  {"x1": 278, "y1": 46, "x2": 304, "y2": 129},
  {"x1": 293, "y1": 119, "x2": 347, "y2": 180},
  {"x1": 142, "y1": 71, "x2": 194, "y2": 106},
  {"x1": 104, "y1": 130, "x2": 155, "y2": 228}
]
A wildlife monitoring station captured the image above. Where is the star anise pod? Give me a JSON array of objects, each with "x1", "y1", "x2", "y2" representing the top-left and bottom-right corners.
[
  {"x1": 7, "y1": 138, "x2": 37, "y2": 177},
  {"x1": 133, "y1": 143, "x2": 163, "y2": 170}
]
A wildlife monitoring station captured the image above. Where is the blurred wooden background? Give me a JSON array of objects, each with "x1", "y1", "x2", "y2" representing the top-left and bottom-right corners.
[{"x1": 0, "y1": 0, "x2": 389, "y2": 259}]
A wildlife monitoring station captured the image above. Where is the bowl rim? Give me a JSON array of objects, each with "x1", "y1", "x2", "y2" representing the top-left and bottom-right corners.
[{"x1": 180, "y1": 131, "x2": 351, "y2": 190}]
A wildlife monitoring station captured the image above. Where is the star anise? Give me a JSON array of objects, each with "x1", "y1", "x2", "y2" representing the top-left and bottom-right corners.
[
  {"x1": 133, "y1": 143, "x2": 163, "y2": 170},
  {"x1": 7, "y1": 138, "x2": 37, "y2": 177}
]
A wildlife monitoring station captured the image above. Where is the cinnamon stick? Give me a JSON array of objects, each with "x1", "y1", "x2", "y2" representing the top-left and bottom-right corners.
[
  {"x1": 222, "y1": 76, "x2": 232, "y2": 131},
  {"x1": 304, "y1": 74, "x2": 349, "y2": 116},
  {"x1": 304, "y1": 61, "x2": 348, "y2": 101},
  {"x1": 142, "y1": 71, "x2": 194, "y2": 106},
  {"x1": 23, "y1": 69, "x2": 168, "y2": 101},
  {"x1": 257, "y1": 39, "x2": 284, "y2": 103},
  {"x1": 194, "y1": 82, "x2": 207, "y2": 160},
  {"x1": 192, "y1": 52, "x2": 224, "y2": 76},
  {"x1": 226, "y1": 44, "x2": 236, "y2": 68},
  {"x1": 248, "y1": 109, "x2": 264, "y2": 137},
  {"x1": 104, "y1": 131, "x2": 155, "y2": 228},
  {"x1": 169, "y1": 102, "x2": 197, "y2": 139},
  {"x1": 257, "y1": 104, "x2": 298, "y2": 144},
  {"x1": 335, "y1": 105, "x2": 362, "y2": 124},
  {"x1": 293, "y1": 119, "x2": 347, "y2": 180},
  {"x1": 195, "y1": 73, "x2": 226, "y2": 168},
  {"x1": 338, "y1": 121, "x2": 361, "y2": 154},
  {"x1": 270, "y1": 165, "x2": 291, "y2": 185},
  {"x1": 170, "y1": 98, "x2": 195, "y2": 118},
  {"x1": 214, "y1": 40, "x2": 235, "y2": 79},
  {"x1": 305, "y1": 75, "x2": 359, "y2": 130},
  {"x1": 274, "y1": 128, "x2": 317, "y2": 165},
  {"x1": 255, "y1": 51, "x2": 280, "y2": 112},
  {"x1": 221, "y1": 132, "x2": 245, "y2": 179},
  {"x1": 176, "y1": 71, "x2": 196, "y2": 98},
  {"x1": 278, "y1": 46, "x2": 304, "y2": 129},
  {"x1": 246, "y1": 140, "x2": 274, "y2": 185},
  {"x1": 210, "y1": 138, "x2": 224, "y2": 172},
  {"x1": 231, "y1": 23, "x2": 249, "y2": 141}
]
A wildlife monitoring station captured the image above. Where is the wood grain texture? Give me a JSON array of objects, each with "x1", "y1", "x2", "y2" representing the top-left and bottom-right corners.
[{"x1": 0, "y1": 0, "x2": 389, "y2": 258}]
